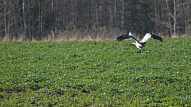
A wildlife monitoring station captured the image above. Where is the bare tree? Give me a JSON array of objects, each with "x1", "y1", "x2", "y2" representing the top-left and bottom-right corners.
[{"x1": 166, "y1": 0, "x2": 191, "y2": 36}]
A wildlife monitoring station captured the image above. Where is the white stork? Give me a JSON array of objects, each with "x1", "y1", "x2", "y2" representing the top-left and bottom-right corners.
[{"x1": 116, "y1": 32, "x2": 163, "y2": 53}]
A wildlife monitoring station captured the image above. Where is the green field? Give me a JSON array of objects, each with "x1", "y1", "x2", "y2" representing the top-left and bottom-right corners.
[{"x1": 0, "y1": 37, "x2": 191, "y2": 106}]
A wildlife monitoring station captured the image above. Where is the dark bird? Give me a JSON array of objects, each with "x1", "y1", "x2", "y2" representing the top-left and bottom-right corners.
[{"x1": 116, "y1": 32, "x2": 163, "y2": 53}]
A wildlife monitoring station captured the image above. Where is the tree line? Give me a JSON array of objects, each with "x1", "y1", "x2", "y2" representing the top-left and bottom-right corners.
[{"x1": 0, "y1": 0, "x2": 191, "y2": 41}]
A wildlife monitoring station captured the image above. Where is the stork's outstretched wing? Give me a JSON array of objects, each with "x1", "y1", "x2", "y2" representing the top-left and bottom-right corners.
[
  {"x1": 141, "y1": 33, "x2": 163, "y2": 42},
  {"x1": 116, "y1": 33, "x2": 130, "y2": 41},
  {"x1": 151, "y1": 34, "x2": 163, "y2": 42},
  {"x1": 116, "y1": 32, "x2": 140, "y2": 44}
]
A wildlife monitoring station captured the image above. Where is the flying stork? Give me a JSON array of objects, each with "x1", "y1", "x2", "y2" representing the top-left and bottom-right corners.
[{"x1": 116, "y1": 32, "x2": 163, "y2": 53}]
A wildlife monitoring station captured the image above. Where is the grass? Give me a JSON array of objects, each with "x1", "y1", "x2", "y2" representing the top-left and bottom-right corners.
[{"x1": 0, "y1": 37, "x2": 191, "y2": 106}]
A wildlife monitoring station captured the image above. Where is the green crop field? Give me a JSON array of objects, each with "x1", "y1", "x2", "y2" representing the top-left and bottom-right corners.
[{"x1": 0, "y1": 37, "x2": 191, "y2": 106}]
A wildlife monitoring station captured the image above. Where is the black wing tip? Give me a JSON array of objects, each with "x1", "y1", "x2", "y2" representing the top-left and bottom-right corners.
[
  {"x1": 158, "y1": 37, "x2": 163, "y2": 42},
  {"x1": 116, "y1": 37, "x2": 124, "y2": 41},
  {"x1": 116, "y1": 37, "x2": 121, "y2": 41},
  {"x1": 151, "y1": 34, "x2": 163, "y2": 42},
  {"x1": 116, "y1": 33, "x2": 129, "y2": 41}
]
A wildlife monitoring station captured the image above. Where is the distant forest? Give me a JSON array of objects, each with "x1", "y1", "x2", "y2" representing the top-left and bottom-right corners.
[{"x1": 0, "y1": 0, "x2": 191, "y2": 41}]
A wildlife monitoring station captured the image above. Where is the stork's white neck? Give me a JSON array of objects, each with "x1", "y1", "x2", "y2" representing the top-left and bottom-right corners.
[{"x1": 133, "y1": 41, "x2": 143, "y2": 49}]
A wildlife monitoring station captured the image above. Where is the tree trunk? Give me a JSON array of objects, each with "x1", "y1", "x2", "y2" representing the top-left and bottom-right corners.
[
  {"x1": 121, "y1": 0, "x2": 125, "y2": 31},
  {"x1": 173, "y1": 0, "x2": 176, "y2": 35},
  {"x1": 3, "y1": 0, "x2": 7, "y2": 35},
  {"x1": 22, "y1": 0, "x2": 27, "y2": 40},
  {"x1": 166, "y1": 0, "x2": 173, "y2": 37},
  {"x1": 88, "y1": 0, "x2": 91, "y2": 30}
]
